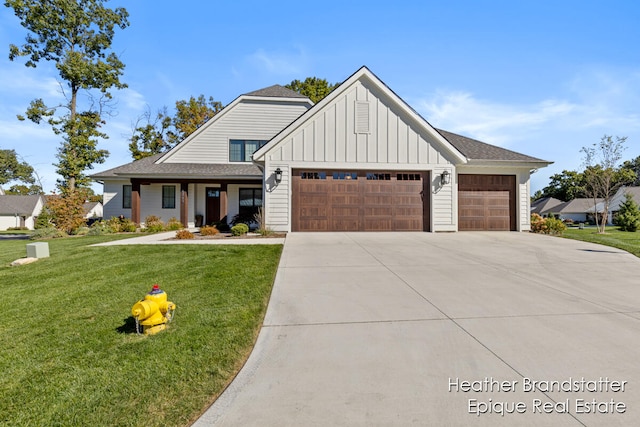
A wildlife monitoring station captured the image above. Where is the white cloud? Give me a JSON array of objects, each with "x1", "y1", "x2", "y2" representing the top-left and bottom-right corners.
[
  {"x1": 412, "y1": 67, "x2": 640, "y2": 192},
  {"x1": 416, "y1": 91, "x2": 579, "y2": 146},
  {"x1": 414, "y1": 68, "x2": 640, "y2": 149},
  {"x1": 0, "y1": 65, "x2": 63, "y2": 100},
  {"x1": 247, "y1": 47, "x2": 309, "y2": 76},
  {"x1": 117, "y1": 88, "x2": 147, "y2": 112}
]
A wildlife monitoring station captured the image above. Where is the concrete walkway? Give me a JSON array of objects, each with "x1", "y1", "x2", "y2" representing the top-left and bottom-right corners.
[
  {"x1": 91, "y1": 231, "x2": 285, "y2": 246},
  {"x1": 194, "y1": 232, "x2": 640, "y2": 426}
]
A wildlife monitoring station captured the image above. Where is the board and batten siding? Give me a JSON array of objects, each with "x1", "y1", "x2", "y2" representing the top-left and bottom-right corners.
[
  {"x1": 266, "y1": 81, "x2": 453, "y2": 166},
  {"x1": 163, "y1": 100, "x2": 310, "y2": 164},
  {"x1": 262, "y1": 79, "x2": 460, "y2": 232}
]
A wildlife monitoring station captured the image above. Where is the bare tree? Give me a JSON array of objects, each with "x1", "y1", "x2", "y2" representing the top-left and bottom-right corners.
[{"x1": 581, "y1": 135, "x2": 636, "y2": 233}]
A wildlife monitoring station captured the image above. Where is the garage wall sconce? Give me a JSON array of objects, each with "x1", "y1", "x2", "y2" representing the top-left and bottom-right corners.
[
  {"x1": 440, "y1": 170, "x2": 451, "y2": 185},
  {"x1": 274, "y1": 167, "x2": 283, "y2": 184}
]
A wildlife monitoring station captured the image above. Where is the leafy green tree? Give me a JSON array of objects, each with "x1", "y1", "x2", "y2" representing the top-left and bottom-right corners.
[
  {"x1": 0, "y1": 149, "x2": 36, "y2": 188},
  {"x1": 129, "y1": 95, "x2": 222, "y2": 159},
  {"x1": 285, "y1": 77, "x2": 338, "y2": 103},
  {"x1": 581, "y1": 135, "x2": 636, "y2": 233},
  {"x1": 539, "y1": 170, "x2": 586, "y2": 201},
  {"x1": 616, "y1": 193, "x2": 640, "y2": 232},
  {"x1": 5, "y1": 0, "x2": 129, "y2": 193},
  {"x1": 621, "y1": 155, "x2": 640, "y2": 186},
  {"x1": 6, "y1": 184, "x2": 42, "y2": 195},
  {"x1": 173, "y1": 95, "x2": 222, "y2": 141},
  {"x1": 129, "y1": 107, "x2": 174, "y2": 160}
]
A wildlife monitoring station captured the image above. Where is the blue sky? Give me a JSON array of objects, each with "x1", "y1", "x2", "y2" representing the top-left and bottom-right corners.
[{"x1": 1, "y1": 1, "x2": 639, "y2": 195}]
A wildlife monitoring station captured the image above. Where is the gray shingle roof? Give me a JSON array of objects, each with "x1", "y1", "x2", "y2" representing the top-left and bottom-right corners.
[
  {"x1": 436, "y1": 129, "x2": 549, "y2": 163},
  {"x1": 0, "y1": 195, "x2": 43, "y2": 215},
  {"x1": 244, "y1": 85, "x2": 308, "y2": 99},
  {"x1": 91, "y1": 154, "x2": 262, "y2": 179},
  {"x1": 555, "y1": 198, "x2": 598, "y2": 214},
  {"x1": 531, "y1": 197, "x2": 564, "y2": 215}
]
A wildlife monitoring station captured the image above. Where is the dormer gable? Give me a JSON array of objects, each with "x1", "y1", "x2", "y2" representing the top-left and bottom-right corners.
[{"x1": 158, "y1": 86, "x2": 312, "y2": 164}]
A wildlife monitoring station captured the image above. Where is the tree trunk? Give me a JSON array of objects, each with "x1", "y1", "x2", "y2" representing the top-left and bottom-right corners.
[{"x1": 67, "y1": 85, "x2": 78, "y2": 193}]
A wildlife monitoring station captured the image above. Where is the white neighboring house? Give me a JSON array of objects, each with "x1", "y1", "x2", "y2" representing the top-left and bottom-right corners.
[
  {"x1": 592, "y1": 186, "x2": 640, "y2": 224},
  {"x1": 0, "y1": 195, "x2": 45, "y2": 230},
  {"x1": 83, "y1": 202, "x2": 103, "y2": 221},
  {"x1": 92, "y1": 66, "x2": 551, "y2": 232}
]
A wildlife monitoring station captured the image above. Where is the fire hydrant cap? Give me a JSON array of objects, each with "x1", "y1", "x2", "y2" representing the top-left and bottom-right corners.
[{"x1": 149, "y1": 284, "x2": 163, "y2": 295}]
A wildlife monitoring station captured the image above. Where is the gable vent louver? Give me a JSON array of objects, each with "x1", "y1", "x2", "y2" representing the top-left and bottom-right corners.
[{"x1": 355, "y1": 101, "x2": 370, "y2": 134}]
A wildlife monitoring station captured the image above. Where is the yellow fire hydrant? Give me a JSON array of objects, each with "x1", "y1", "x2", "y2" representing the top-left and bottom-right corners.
[{"x1": 131, "y1": 284, "x2": 176, "y2": 335}]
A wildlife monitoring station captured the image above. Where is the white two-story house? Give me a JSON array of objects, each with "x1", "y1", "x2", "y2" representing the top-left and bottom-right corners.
[{"x1": 92, "y1": 66, "x2": 551, "y2": 232}]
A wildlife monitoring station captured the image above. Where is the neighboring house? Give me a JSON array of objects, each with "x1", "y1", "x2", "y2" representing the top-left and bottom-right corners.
[
  {"x1": 531, "y1": 197, "x2": 563, "y2": 216},
  {"x1": 0, "y1": 195, "x2": 45, "y2": 230},
  {"x1": 592, "y1": 186, "x2": 640, "y2": 224},
  {"x1": 83, "y1": 202, "x2": 103, "y2": 219},
  {"x1": 554, "y1": 198, "x2": 599, "y2": 223},
  {"x1": 92, "y1": 66, "x2": 551, "y2": 232}
]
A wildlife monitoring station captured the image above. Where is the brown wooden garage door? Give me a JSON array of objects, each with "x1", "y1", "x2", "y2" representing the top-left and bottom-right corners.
[
  {"x1": 292, "y1": 170, "x2": 430, "y2": 231},
  {"x1": 458, "y1": 174, "x2": 516, "y2": 231}
]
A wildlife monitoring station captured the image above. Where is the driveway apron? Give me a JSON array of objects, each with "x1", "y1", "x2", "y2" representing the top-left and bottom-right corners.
[{"x1": 194, "y1": 232, "x2": 640, "y2": 427}]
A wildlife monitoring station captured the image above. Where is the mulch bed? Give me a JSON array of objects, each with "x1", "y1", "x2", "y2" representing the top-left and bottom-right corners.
[{"x1": 168, "y1": 231, "x2": 286, "y2": 240}]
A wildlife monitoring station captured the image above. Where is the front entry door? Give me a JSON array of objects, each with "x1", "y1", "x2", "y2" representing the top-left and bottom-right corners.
[{"x1": 206, "y1": 188, "x2": 221, "y2": 226}]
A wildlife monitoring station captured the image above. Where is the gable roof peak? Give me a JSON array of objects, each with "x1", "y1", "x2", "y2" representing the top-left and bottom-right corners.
[{"x1": 244, "y1": 84, "x2": 308, "y2": 99}]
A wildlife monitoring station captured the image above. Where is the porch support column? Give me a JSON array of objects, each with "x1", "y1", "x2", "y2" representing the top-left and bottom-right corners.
[
  {"x1": 220, "y1": 183, "x2": 228, "y2": 223},
  {"x1": 131, "y1": 179, "x2": 141, "y2": 225},
  {"x1": 180, "y1": 182, "x2": 189, "y2": 228}
]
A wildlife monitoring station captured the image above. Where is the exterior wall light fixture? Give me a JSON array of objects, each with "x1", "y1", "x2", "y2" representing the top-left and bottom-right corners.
[
  {"x1": 440, "y1": 170, "x2": 451, "y2": 185},
  {"x1": 274, "y1": 167, "x2": 283, "y2": 183}
]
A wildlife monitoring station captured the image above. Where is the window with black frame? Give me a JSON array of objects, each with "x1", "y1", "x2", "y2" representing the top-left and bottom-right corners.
[
  {"x1": 229, "y1": 140, "x2": 267, "y2": 162},
  {"x1": 122, "y1": 185, "x2": 132, "y2": 208},
  {"x1": 238, "y1": 188, "x2": 263, "y2": 218},
  {"x1": 162, "y1": 185, "x2": 176, "y2": 209}
]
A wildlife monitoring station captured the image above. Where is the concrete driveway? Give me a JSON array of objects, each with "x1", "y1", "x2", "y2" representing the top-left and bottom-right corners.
[{"x1": 194, "y1": 232, "x2": 640, "y2": 427}]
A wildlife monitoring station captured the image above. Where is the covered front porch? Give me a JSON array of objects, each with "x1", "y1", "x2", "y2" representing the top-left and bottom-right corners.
[{"x1": 129, "y1": 178, "x2": 263, "y2": 228}]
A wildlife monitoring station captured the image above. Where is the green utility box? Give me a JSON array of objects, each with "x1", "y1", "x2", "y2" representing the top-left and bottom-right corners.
[{"x1": 26, "y1": 242, "x2": 50, "y2": 259}]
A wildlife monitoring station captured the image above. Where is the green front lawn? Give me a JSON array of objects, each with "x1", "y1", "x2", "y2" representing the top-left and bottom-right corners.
[
  {"x1": 561, "y1": 226, "x2": 640, "y2": 257},
  {"x1": 0, "y1": 236, "x2": 282, "y2": 426}
]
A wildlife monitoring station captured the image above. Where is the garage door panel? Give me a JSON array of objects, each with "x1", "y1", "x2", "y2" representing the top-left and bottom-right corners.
[
  {"x1": 299, "y1": 219, "x2": 329, "y2": 231},
  {"x1": 458, "y1": 175, "x2": 515, "y2": 231},
  {"x1": 293, "y1": 170, "x2": 429, "y2": 231},
  {"x1": 299, "y1": 194, "x2": 328, "y2": 205},
  {"x1": 395, "y1": 206, "x2": 423, "y2": 217},
  {"x1": 331, "y1": 182, "x2": 358, "y2": 191},
  {"x1": 395, "y1": 195, "x2": 422, "y2": 205},
  {"x1": 393, "y1": 219, "x2": 423, "y2": 231},
  {"x1": 331, "y1": 194, "x2": 361, "y2": 205},
  {"x1": 364, "y1": 183, "x2": 395, "y2": 193},
  {"x1": 332, "y1": 206, "x2": 360, "y2": 216},
  {"x1": 364, "y1": 206, "x2": 393, "y2": 216},
  {"x1": 364, "y1": 218, "x2": 393, "y2": 231},
  {"x1": 363, "y1": 195, "x2": 393, "y2": 205},
  {"x1": 332, "y1": 219, "x2": 360, "y2": 231},
  {"x1": 300, "y1": 206, "x2": 329, "y2": 217}
]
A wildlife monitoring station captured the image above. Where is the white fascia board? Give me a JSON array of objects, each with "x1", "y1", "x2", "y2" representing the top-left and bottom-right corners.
[{"x1": 459, "y1": 160, "x2": 553, "y2": 169}]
